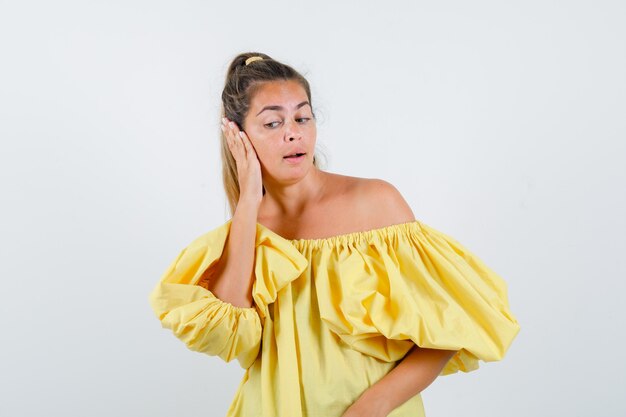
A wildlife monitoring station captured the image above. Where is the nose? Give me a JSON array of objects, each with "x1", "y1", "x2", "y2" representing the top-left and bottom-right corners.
[{"x1": 283, "y1": 119, "x2": 302, "y2": 142}]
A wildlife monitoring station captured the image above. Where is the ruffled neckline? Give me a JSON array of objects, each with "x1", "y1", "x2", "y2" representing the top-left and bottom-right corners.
[{"x1": 257, "y1": 220, "x2": 423, "y2": 249}]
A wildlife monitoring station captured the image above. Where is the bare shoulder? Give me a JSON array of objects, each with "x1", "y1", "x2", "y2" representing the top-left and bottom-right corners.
[{"x1": 351, "y1": 177, "x2": 416, "y2": 227}]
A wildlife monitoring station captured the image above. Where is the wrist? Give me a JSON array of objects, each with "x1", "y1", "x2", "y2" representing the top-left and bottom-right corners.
[
  {"x1": 237, "y1": 194, "x2": 261, "y2": 209},
  {"x1": 234, "y1": 197, "x2": 260, "y2": 221},
  {"x1": 356, "y1": 388, "x2": 393, "y2": 416}
]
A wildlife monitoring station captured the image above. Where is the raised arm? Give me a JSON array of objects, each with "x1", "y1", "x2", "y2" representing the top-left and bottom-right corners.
[
  {"x1": 202, "y1": 197, "x2": 259, "y2": 308},
  {"x1": 204, "y1": 117, "x2": 265, "y2": 308},
  {"x1": 148, "y1": 119, "x2": 267, "y2": 369}
]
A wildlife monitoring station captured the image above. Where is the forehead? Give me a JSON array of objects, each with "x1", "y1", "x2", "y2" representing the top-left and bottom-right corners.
[{"x1": 249, "y1": 80, "x2": 308, "y2": 108}]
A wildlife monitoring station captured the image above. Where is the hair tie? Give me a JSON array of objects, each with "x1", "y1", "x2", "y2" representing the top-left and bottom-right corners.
[{"x1": 245, "y1": 56, "x2": 264, "y2": 66}]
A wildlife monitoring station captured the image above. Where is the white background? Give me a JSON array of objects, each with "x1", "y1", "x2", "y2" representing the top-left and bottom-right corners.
[{"x1": 1, "y1": 1, "x2": 624, "y2": 416}]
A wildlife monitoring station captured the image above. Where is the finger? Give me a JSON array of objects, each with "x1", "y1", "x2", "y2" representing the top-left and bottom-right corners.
[
  {"x1": 230, "y1": 126, "x2": 249, "y2": 166},
  {"x1": 229, "y1": 122, "x2": 247, "y2": 155},
  {"x1": 221, "y1": 123, "x2": 233, "y2": 146},
  {"x1": 221, "y1": 118, "x2": 248, "y2": 161},
  {"x1": 222, "y1": 124, "x2": 240, "y2": 159},
  {"x1": 224, "y1": 121, "x2": 238, "y2": 144},
  {"x1": 238, "y1": 130, "x2": 256, "y2": 159}
]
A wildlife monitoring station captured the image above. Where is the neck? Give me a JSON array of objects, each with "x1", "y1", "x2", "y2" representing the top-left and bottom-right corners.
[{"x1": 260, "y1": 166, "x2": 328, "y2": 218}]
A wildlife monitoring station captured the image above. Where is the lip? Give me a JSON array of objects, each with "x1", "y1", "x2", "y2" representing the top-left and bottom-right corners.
[
  {"x1": 283, "y1": 149, "x2": 307, "y2": 158},
  {"x1": 283, "y1": 153, "x2": 306, "y2": 164}
]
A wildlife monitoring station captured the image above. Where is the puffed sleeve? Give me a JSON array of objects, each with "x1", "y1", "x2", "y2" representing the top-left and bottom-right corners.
[
  {"x1": 314, "y1": 220, "x2": 521, "y2": 375},
  {"x1": 148, "y1": 220, "x2": 308, "y2": 369}
]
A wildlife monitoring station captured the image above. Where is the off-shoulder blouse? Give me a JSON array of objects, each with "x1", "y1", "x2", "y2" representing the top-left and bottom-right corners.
[{"x1": 148, "y1": 219, "x2": 520, "y2": 417}]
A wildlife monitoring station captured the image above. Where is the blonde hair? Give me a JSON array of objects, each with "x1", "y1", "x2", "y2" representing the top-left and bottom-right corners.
[{"x1": 219, "y1": 52, "x2": 323, "y2": 216}]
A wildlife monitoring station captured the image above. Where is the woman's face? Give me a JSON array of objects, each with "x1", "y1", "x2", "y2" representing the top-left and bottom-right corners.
[{"x1": 242, "y1": 79, "x2": 317, "y2": 183}]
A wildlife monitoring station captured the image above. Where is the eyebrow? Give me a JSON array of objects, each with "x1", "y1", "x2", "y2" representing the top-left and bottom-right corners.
[{"x1": 255, "y1": 101, "x2": 311, "y2": 116}]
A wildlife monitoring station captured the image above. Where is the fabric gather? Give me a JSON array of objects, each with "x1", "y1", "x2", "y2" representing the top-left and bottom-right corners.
[{"x1": 148, "y1": 218, "x2": 520, "y2": 416}]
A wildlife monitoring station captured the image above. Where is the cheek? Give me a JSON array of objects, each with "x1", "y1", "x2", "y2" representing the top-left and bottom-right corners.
[
  {"x1": 305, "y1": 125, "x2": 317, "y2": 146},
  {"x1": 248, "y1": 138, "x2": 272, "y2": 161}
]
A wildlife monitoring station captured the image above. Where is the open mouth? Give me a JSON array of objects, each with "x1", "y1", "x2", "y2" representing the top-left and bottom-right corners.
[{"x1": 284, "y1": 153, "x2": 306, "y2": 159}]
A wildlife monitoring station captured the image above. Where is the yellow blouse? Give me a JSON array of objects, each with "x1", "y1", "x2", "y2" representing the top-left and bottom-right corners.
[{"x1": 148, "y1": 219, "x2": 520, "y2": 417}]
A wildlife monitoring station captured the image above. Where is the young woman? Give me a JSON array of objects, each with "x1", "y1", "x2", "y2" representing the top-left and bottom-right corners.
[{"x1": 149, "y1": 52, "x2": 520, "y2": 417}]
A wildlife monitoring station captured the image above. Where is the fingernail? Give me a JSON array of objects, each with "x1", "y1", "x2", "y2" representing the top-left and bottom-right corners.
[
  {"x1": 239, "y1": 131, "x2": 245, "y2": 138},
  {"x1": 221, "y1": 117, "x2": 227, "y2": 125},
  {"x1": 229, "y1": 122, "x2": 235, "y2": 128}
]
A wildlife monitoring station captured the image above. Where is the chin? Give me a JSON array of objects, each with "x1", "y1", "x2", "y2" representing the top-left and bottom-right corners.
[{"x1": 269, "y1": 159, "x2": 312, "y2": 181}]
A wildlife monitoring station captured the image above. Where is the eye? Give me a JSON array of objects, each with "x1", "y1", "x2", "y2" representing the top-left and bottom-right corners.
[
  {"x1": 264, "y1": 121, "x2": 281, "y2": 128},
  {"x1": 297, "y1": 118, "x2": 311, "y2": 123}
]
